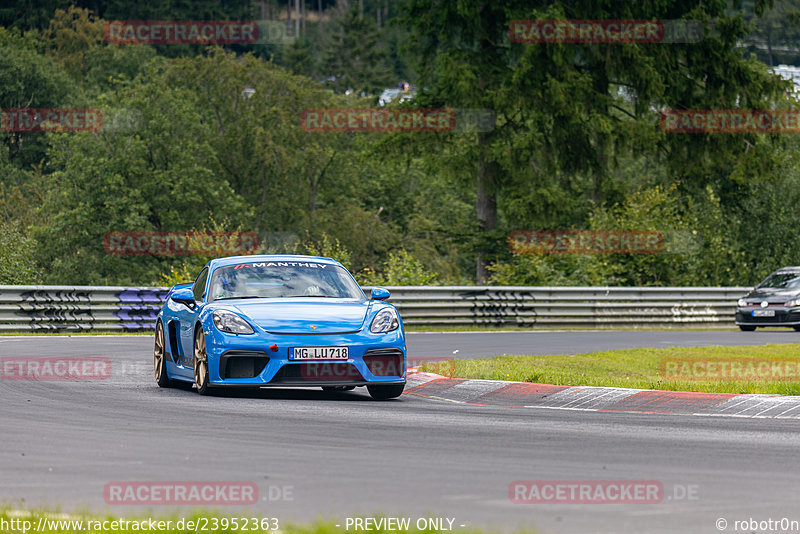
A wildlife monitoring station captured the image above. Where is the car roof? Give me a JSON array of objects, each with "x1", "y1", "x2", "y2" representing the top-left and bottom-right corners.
[
  {"x1": 208, "y1": 254, "x2": 341, "y2": 270},
  {"x1": 774, "y1": 266, "x2": 800, "y2": 273}
]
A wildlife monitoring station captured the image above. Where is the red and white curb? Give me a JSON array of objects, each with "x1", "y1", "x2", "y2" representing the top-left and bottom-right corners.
[{"x1": 405, "y1": 372, "x2": 800, "y2": 418}]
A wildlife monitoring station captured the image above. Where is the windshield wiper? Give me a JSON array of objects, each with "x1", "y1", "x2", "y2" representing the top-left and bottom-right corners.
[{"x1": 213, "y1": 296, "x2": 264, "y2": 301}]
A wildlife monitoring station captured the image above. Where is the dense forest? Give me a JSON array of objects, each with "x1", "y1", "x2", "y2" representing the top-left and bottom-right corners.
[{"x1": 3, "y1": 0, "x2": 800, "y2": 287}]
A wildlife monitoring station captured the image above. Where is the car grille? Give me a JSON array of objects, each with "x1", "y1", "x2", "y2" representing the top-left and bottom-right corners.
[
  {"x1": 748, "y1": 314, "x2": 791, "y2": 323},
  {"x1": 738, "y1": 310, "x2": 800, "y2": 324},
  {"x1": 269, "y1": 363, "x2": 365, "y2": 384}
]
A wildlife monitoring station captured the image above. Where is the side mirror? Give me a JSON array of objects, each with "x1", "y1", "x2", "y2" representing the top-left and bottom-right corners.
[
  {"x1": 170, "y1": 287, "x2": 196, "y2": 308},
  {"x1": 370, "y1": 287, "x2": 391, "y2": 301}
]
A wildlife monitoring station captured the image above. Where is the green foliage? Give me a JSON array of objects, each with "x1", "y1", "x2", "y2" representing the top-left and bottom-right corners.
[
  {"x1": 489, "y1": 254, "x2": 609, "y2": 287},
  {"x1": 84, "y1": 43, "x2": 156, "y2": 92},
  {"x1": 727, "y1": 136, "x2": 800, "y2": 285},
  {"x1": 358, "y1": 249, "x2": 439, "y2": 286},
  {"x1": 158, "y1": 264, "x2": 196, "y2": 288},
  {"x1": 0, "y1": 25, "x2": 46, "y2": 51},
  {"x1": 324, "y1": 5, "x2": 394, "y2": 94},
  {"x1": 490, "y1": 183, "x2": 746, "y2": 287},
  {"x1": 741, "y1": 0, "x2": 800, "y2": 65},
  {"x1": 0, "y1": 0, "x2": 71, "y2": 31},
  {"x1": 97, "y1": 0, "x2": 255, "y2": 21},
  {"x1": 285, "y1": 232, "x2": 354, "y2": 271},
  {"x1": 0, "y1": 35, "x2": 78, "y2": 168},
  {"x1": 33, "y1": 59, "x2": 253, "y2": 284},
  {"x1": 0, "y1": 221, "x2": 41, "y2": 284},
  {"x1": 45, "y1": 6, "x2": 103, "y2": 79},
  {"x1": 0, "y1": 28, "x2": 75, "y2": 106},
  {"x1": 2, "y1": 2, "x2": 800, "y2": 289}
]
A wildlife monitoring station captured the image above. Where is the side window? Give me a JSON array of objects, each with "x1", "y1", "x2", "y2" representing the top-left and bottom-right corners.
[{"x1": 192, "y1": 267, "x2": 209, "y2": 301}]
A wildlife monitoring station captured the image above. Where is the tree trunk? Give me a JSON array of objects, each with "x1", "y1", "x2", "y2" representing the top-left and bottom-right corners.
[
  {"x1": 308, "y1": 153, "x2": 335, "y2": 231},
  {"x1": 475, "y1": 131, "x2": 498, "y2": 284},
  {"x1": 295, "y1": 0, "x2": 300, "y2": 37},
  {"x1": 256, "y1": 167, "x2": 269, "y2": 231},
  {"x1": 591, "y1": 52, "x2": 610, "y2": 205},
  {"x1": 308, "y1": 173, "x2": 317, "y2": 230},
  {"x1": 767, "y1": 28, "x2": 774, "y2": 68},
  {"x1": 286, "y1": 0, "x2": 291, "y2": 35}
]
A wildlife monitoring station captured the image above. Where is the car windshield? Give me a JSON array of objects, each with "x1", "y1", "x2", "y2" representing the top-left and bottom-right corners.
[
  {"x1": 757, "y1": 272, "x2": 800, "y2": 289},
  {"x1": 208, "y1": 261, "x2": 364, "y2": 301}
]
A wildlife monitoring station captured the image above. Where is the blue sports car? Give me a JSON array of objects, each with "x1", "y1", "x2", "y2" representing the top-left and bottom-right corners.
[{"x1": 153, "y1": 255, "x2": 406, "y2": 400}]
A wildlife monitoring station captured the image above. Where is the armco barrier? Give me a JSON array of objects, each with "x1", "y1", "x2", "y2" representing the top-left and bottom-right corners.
[{"x1": 0, "y1": 285, "x2": 751, "y2": 331}]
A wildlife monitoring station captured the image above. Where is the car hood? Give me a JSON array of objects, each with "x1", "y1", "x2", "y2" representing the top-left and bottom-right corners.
[
  {"x1": 746, "y1": 288, "x2": 800, "y2": 301},
  {"x1": 224, "y1": 298, "x2": 371, "y2": 334}
]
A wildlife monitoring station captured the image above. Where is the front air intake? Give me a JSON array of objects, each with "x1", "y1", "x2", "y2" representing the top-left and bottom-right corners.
[
  {"x1": 363, "y1": 349, "x2": 405, "y2": 376},
  {"x1": 220, "y1": 351, "x2": 270, "y2": 379}
]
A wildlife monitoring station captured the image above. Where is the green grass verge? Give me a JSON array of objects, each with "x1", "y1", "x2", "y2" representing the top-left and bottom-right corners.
[
  {"x1": 421, "y1": 343, "x2": 800, "y2": 395},
  {"x1": 0, "y1": 510, "x2": 515, "y2": 534}
]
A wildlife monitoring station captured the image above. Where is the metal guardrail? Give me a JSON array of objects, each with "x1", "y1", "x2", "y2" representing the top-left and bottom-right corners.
[
  {"x1": 0, "y1": 285, "x2": 751, "y2": 331},
  {"x1": 0, "y1": 285, "x2": 168, "y2": 331}
]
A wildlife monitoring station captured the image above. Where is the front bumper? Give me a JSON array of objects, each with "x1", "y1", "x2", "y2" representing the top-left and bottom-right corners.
[
  {"x1": 735, "y1": 306, "x2": 800, "y2": 327},
  {"x1": 203, "y1": 328, "x2": 407, "y2": 387}
]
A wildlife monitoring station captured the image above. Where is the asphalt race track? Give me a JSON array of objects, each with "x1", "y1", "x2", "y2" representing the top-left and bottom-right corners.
[{"x1": 2, "y1": 332, "x2": 800, "y2": 533}]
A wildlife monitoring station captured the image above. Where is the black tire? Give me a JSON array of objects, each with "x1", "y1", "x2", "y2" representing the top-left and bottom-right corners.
[
  {"x1": 194, "y1": 328, "x2": 211, "y2": 395},
  {"x1": 739, "y1": 325, "x2": 757, "y2": 332},
  {"x1": 322, "y1": 386, "x2": 356, "y2": 392},
  {"x1": 154, "y1": 321, "x2": 174, "y2": 388},
  {"x1": 367, "y1": 383, "x2": 405, "y2": 400}
]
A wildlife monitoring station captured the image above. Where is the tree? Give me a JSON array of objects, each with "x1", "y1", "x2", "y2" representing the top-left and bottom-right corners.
[
  {"x1": 0, "y1": 32, "x2": 78, "y2": 170},
  {"x1": 46, "y1": 6, "x2": 103, "y2": 79},
  {"x1": 324, "y1": 4, "x2": 394, "y2": 94},
  {"x1": 34, "y1": 59, "x2": 253, "y2": 284},
  {"x1": 0, "y1": 221, "x2": 41, "y2": 284},
  {"x1": 740, "y1": 0, "x2": 800, "y2": 66},
  {"x1": 0, "y1": 0, "x2": 71, "y2": 31},
  {"x1": 401, "y1": 0, "x2": 788, "y2": 283}
]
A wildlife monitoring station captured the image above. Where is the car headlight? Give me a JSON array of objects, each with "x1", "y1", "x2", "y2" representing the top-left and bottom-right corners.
[
  {"x1": 738, "y1": 298, "x2": 747, "y2": 307},
  {"x1": 370, "y1": 308, "x2": 399, "y2": 333},
  {"x1": 212, "y1": 310, "x2": 254, "y2": 334},
  {"x1": 788, "y1": 298, "x2": 800, "y2": 307}
]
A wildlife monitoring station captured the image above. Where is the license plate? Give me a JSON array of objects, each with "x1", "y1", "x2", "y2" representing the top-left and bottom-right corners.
[
  {"x1": 753, "y1": 309, "x2": 775, "y2": 317},
  {"x1": 289, "y1": 347, "x2": 349, "y2": 360}
]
